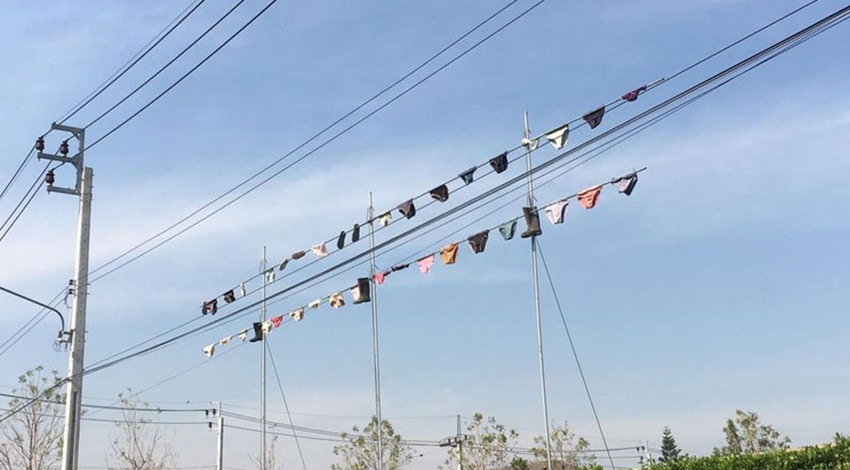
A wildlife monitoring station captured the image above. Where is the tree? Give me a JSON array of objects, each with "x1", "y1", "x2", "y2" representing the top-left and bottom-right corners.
[
  {"x1": 331, "y1": 416, "x2": 414, "y2": 470},
  {"x1": 712, "y1": 410, "x2": 790, "y2": 456},
  {"x1": 0, "y1": 366, "x2": 64, "y2": 470},
  {"x1": 251, "y1": 435, "x2": 282, "y2": 470},
  {"x1": 510, "y1": 456, "x2": 529, "y2": 470},
  {"x1": 531, "y1": 421, "x2": 599, "y2": 470},
  {"x1": 658, "y1": 427, "x2": 682, "y2": 463},
  {"x1": 442, "y1": 413, "x2": 519, "y2": 470},
  {"x1": 106, "y1": 391, "x2": 177, "y2": 470}
]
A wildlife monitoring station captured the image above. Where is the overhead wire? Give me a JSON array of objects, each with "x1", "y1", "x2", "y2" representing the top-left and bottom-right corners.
[
  {"x1": 8, "y1": 0, "x2": 819, "y2": 358},
  {"x1": 1, "y1": 0, "x2": 209, "y2": 209},
  {"x1": 0, "y1": 147, "x2": 35, "y2": 205},
  {"x1": 82, "y1": 0, "x2": 250, "y2": 132},
  {"x1": 84, "y1": 0, "x2": 551, "y2": 280},
  {"x1": 81, "y1": 5, "x2": 850, "y2": 377},
  {"x1": 89, "y1": 0, "x2": 826, "y2": 298},
  {"x1": 57, "y1": 0, "x2": 210, "y2": 125},
  {"x1": 84, "y1": 0, "x2": 278, "y2": 148},
  {"x1": 0, "y1": 162, "x2": 49, "y2": 243},
  {"x1": 4, "y1": 2, "x2": 846, "y2": 423}
]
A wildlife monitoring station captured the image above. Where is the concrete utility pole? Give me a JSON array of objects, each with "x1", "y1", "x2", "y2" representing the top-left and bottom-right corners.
[
  {"x1": 216, "y1": 402, "x2": 224, "y2": 470},
  {"x1": 439, "y1": 416, "x2": 466, "y2": 470},
  {"x1": 38, "y1": 123, "x2": 92, "y2": 470}
]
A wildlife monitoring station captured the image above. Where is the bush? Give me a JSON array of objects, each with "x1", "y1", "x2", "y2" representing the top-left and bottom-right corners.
[{"x1": 646, "y1": 435, "x2": 850, "y2": 470}]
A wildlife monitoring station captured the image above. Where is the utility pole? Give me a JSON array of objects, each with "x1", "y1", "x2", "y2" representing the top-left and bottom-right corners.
[
  {"x1": 260, "y1": 247, "x2": 268, "y2": 470},
  {"x1": 523, "y1": 112, "x2": 553, "y2": 470},
  {"x1": 457, "y1": 414, "x2": 463, "y2": 470},
  {"x1": 439, "y1": 416, "x2": 466, "y2": 470},
  {"x1": 216, "y1": 402, "x2": 224, "y2": 470},
  {"x1": 38, "y1": 123, "x2": 92, "y2": 470},
  {"x1": 368, "y1": 192, "x2": 384, "y2": 470}
]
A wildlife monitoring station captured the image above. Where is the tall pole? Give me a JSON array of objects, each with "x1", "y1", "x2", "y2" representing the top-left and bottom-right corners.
[
  {"x1": 457, "y1": 414, "x2": 463, "y2": 470},
  {"x1": 524, "y1": 112, "x2": 553, "y2": 470},
  {"x1": 368, "y1": 192, "x2": 384, "y2": 470},
  {"x1": 261, "y1": 247, "x2": 268, "y2": 470},
  {"x1": 216, "y1": 402, "x2": 224, "y2": 470},
  {"x1": 38, "y1": 123, "x2": 91, "y2": 470}
]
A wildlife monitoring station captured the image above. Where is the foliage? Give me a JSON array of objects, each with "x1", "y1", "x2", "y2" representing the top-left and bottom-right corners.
[
  {"x1": 0, "y1": 366, "x2": 64, "y2": 470},
  {"x1": 251, "y1": 435, "x2": 282, "y2": 470},
  {"x1": 531, "y1": 421, "x2": 599, "y2": 470},
  {"x1": 712, "y1": 410, "x2": 790, "y2": 456},
  {"x1": 659, "y1": 427, "x2": 683, "y2": 463},
  {"x1": 442, "y1": 413, "x2": 519, "y2": 470},
  {"x1": 106, "y1": 391, "x2": 177, "y2": 470},
  {"x1": 331, "y1": 416, "x2": 414, "y2": 470},
  {"x1": 510, "y1": 456, "x2": 530, "y2": 470},
  {"x1": 648, "y1": 434, "x2": 850, "y2": 470}
]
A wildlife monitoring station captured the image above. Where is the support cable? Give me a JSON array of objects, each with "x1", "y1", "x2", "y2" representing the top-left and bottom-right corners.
[
  {"x1": 537, "y1": 241, "x2": 615, "y2": 470},
  {"x1": 266, "y1": 343, "x2": 308, "y2": 470}
]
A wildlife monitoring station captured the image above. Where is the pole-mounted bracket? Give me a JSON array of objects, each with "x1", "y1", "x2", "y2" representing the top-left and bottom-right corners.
[
  {"x1": 0, "y1": 285, "x2": 68, "y2": 346},
  {"x1": 36, "y1": 123, "x2": 85, "y2": 196}
]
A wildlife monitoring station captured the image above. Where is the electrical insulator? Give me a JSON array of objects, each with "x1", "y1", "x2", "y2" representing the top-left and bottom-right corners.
[
  {"x1": 59, "y1": 140, "x2": 69, "y2": 156},
  {"x1": 35, "y1": 136, "x2": 45, "y2": 152},
  {"x1": 46, "y1": 170, "x2": 55, "y2": 186}
]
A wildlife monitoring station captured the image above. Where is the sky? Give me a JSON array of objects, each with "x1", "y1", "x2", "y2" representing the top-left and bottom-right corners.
[{"x1": 1, "y1": 0, "x2": 849, "y2": 469}]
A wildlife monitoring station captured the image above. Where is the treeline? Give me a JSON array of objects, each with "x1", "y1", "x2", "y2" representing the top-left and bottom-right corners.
[{"x1": 647, "y1": 434, "x2": 850, "y2": 470}]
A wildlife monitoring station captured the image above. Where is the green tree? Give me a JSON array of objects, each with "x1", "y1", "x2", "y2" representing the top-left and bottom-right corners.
[
  {"x1": 0, "y1": 366, "x2": 64, "y2": 470},
  {"x1": 531, "y1": 421, "x2": 599, "y2": 470},
  {"x1": 106, "y1": 391, "x2": 177, "y2": 470},
  {"x1": 712, "y1": 410, "x2": 790, "y2": 456},
  {"x1": 658, "y1": 427, "x2": 682, "y2": 463},
  {"x1": 441, "y1": 413, "x2": 519, "y2": 470},
  {"x1": 331, "y1": 417, "x2": 414, "y2": 470},
  {"x1": 510, "y1": 456, "x2": 529, "y2": 470}
]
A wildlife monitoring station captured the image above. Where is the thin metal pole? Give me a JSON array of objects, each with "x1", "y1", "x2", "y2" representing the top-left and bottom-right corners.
[
  {"x1": 525, "y1": 112, "x2": 553, "y2": 470},
  {"x1": 261, "y1": 247, "x2": 267, "y2": 470},
  {"x1": 368, "y1": 192, "x2": 384, "y2": 470},
  {"x1": 457, "y1": 414, "x2": 463, "y2": 470},
  {"x1": 216, "y1": 401, "x2": 224, "y2": 470}
]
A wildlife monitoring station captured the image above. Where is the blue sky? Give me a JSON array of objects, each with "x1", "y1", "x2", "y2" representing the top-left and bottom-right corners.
[{"x1": 1, "y1": 0, "x2": 849, "y2": 468}]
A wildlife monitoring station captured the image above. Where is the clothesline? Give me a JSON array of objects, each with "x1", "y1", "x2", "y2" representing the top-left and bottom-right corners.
[
  {"x1": 199, "y1": 80, "x2": 661, "y2": 316},
  {"x1": 201, "y1": 168, "x2": 645, "y2": 357}
]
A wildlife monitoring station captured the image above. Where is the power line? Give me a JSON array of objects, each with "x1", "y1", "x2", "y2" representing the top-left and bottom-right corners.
[
  {"x1": 4, "y1": 4, "x2": 846, "y2": 422},
  {"x1": 82, "y1": 0, "x2": 249, "y2": 131},
  {"x1": 0, "y1": 147, "x2": 35, "y2": 205},
  {"x1": 10, "y1": 0, "x2": 818, "y2": 361},
  {"x1": 85, "y1": 0, "x2": 277, "y2": 148},
  {"x1": 84, "y1": 0, "x2": 549, "y2": 280},
  {"x1": 0, "y1": 392, "x2": 211, "y2": 413},
  {"x1": 58, "y1": 0, "x2": 210, "y2": 124},
  {"x1": 83, "y1": 10, "x2": 838, "y2": 378},
  {"x1": 86, "y1": 0, "x2": 826, "y2": 298},
  {"x1": 1, "y1": 1, "x2": 210, "y2": 209},
  {"x1": 0, "y1": 162, "x2": 49, "y2": 243}
]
